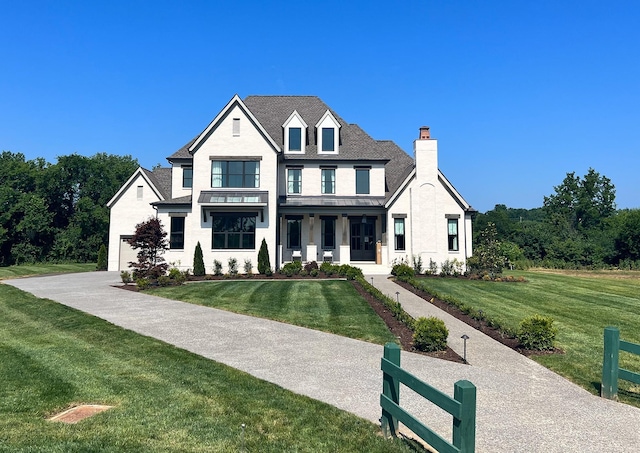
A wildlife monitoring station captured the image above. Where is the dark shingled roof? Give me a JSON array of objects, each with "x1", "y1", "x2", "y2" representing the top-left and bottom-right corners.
[
  {"x1": 163, "y1": 95, "x2": 418, "y2": 202},
  {"x1": 243, "y1": 96, "x2": 416, "y2": 200},
  {"x1": 141, "y1": 167, "x2": 172, "y2": 200},
  {"x1": 151, "y1": 195, "x2": 192, "y2": 206}
]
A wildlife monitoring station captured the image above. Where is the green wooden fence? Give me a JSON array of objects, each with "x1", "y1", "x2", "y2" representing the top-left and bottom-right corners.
[
  {"x1": 602, "y1": 327, "x2": 640, "y2": 400},
  {"x1": 380, "y1": 343, "x2": 476, "y2": 453}
]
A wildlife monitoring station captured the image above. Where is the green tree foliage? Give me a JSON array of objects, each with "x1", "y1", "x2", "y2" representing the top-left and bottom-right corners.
[
  {"x1": 193, "y1": 242, "x2": 205, "y2": 276},
  {"x1": 257, "y1": 238, "x2": 271, "y2": 274},
  {"x1": 0, "y1": 151, "x2": 138, "y2": 265},
  {"x1": 614, "y1": 209, "x2": 640, "y2": 262},
  {"x1": 96, "y1": 244, "x2": 107, "y2": 271},
  {"x1": 468, "y1": 222, "x2": 505, "y2": 277},
  {"x1": 128, "y1": 217, "x2": 169, "y2": 279}
]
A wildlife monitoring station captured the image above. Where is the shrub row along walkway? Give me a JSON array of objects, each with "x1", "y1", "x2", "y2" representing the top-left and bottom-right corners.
[{"x1": 6, "y1": 272, "x2": 640, "y2": 452}]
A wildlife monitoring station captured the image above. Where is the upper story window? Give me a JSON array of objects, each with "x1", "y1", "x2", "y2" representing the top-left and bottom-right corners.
[
  {"x1": 316, "y1": 110, "x2": 340, "y2": 154},
  {"x1": 321, "y1": 128, "x2": 335, "y2": 151},
  {"x1": 287, "y1": 168, "x2": 302, "y2": 194},
  {"x1": 283, "y1": 111, "x2": 307, "y2": 154},
  {"x1": 448, "y1": 218, "x2": 459, "y2": 251},
  {"x1": 182, "y1": 166, "x2": 193, "y2": 188},
  {"x1": 232, "y1": 118, "x2": 240, "y2": 136},
  {"x1": 211, "y1": 160, "x2": 260, "y2": 188},
  {"x1": 355, "y1": 168, "x2": 370, "y2": 194},
  {"x1": 289, "y1": 128, "x2": 302, "y2": 151},
  {"x1": 321, "y1": 168, "x2": 335, "y2": 194}
]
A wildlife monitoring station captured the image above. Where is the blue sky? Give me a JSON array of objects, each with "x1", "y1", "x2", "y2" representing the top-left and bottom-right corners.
[{"x1": 2, "y1": 1, "x2": 639, "y2": 213}]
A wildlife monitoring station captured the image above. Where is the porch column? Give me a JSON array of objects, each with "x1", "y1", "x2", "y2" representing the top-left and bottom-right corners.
[
  {"x1": 306, "y1": 214, "x2": 317, "y2": 262},
  {"x1": 340, "y1": 213, "x2": 351, "y2": 264}
]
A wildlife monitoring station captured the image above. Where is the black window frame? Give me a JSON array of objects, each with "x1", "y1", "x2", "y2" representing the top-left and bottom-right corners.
[
  {"x1": 321, "y1": 127, "x2": 335, "y2": 151},
  {"x1": 448, "y1": 218, "x2": 459, "y2": 251},
  {"x1": 321, "y1": 217, "x2": 336, "y2": 249},
  {"x1": 211, "y1": 213, "x2": 256, "y2": 250},
  {"x1": 287, "y1": 168, "x2": 302, "y2": 194},
  {"x1": 211, "y1": 160, "x2": 260, "y2": 188},
  {"x1": 289, "y1": 127, "x2": 302, "y2": 151},
  {"x1": 182, "y1": 166, "x2": 193, "y2": 188},
  {"x1": 355, "y1": 168, "x2": 370, "y2": 194},
  {"x1": 170, "y1": 217, "x2": 185, "y2": 250},
  {"x1": 394, "y1": 218, "x2": 405, "y2": 251},
  {"x1": 287, "y1": 218, "x2": 302, "y2": 249},
  {"x1": 321, "y1": 168, "x2": 335, "y2": 194}
]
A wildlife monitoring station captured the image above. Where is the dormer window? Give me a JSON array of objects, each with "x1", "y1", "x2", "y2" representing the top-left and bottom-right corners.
[
  {"x1": 283, "y1": 111, "x2": 307, "y2": 154},
  {"x1": 321, "y1": 128, "x2": 335, "y2": 151},
  {"x1": 316, "y1": 110, "x2": 340, "y2": 154}
]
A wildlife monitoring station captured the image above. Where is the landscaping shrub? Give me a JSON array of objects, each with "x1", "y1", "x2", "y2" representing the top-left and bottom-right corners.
[
  {"x1": 517, "y1": 315, "x2": 557, "y2": 350},
  {"x1": 157, "y1": 275, "x2": 171, "y2": 287},
  {"x1": 310, "y1": 268, "x2": 319, "y2": 277},
  {"x1": 412, "y1": 317, "x2": 449, "y2": 352},
  {"x1": 228, "y1": 257, "x2": 239, "y2": 276},
  {"x1": 213, "y1": 260, "x2": 223, "y2": 276},
  {"x1": 427, "y1": 258, "x2": 438, "y2": 276},
  {"x1": 120, "y1": 270, "x2": 132, "y2": 284},
  {"x1": 168, "y1": 267, "x2": 186, "y2": 285},
  {"x1": 391, "y1": 263, "x2": 415, "y2": 280},
  {"x1": 257, "y1": 238, "x2": 271, "y2": 274},
  {"x1": 96, "y1": 244, "x2": 107, "y2": 271},
  {"x1": 193, "y1": 242, "x2": 205, "y2": 276},
  {"x1": 281, "y1": 261, "x2": 302, "y2": 276},
  {"x1": 135, "y1": 277, "x2": 151, "y2": 290},
  {"x1": 304, "y1": 261, "x2": 319, "y2": 273},
  {"x1": 244, "y1": 259, "x2": 253, "y2": 275},
  {"x1": 412, "y1": 255, "x2": 423, "y2": 274},
  {"x1": 319, "y1": 261, "x2": 333, "y2": 274}
]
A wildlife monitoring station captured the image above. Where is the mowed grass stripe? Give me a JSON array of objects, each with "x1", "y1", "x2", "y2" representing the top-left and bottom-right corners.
[
  {"x1": 150, "y1": 280, "x2": 398, "y2": 345},
  {"x1": 414, "y1": 271, "x2": 640, "y2": 406},
  {"x1": 0, "y1": 284, "x2": 413, "y2": 452}
]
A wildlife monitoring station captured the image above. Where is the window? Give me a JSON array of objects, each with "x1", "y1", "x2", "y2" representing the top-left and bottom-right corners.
[
  {"x1": 212, "y1": 213, "x2": 256, "y2": 249},
  {"x1": 321, "y1": 168, "x2": 335, "y2": 194},
  {"x1": 170, "y1": 217, "x2": 185, "y2": 249},
  {"x1": 137, "y1": 185, "x2": 143, "y2": 200},
  {"x1": 287, "y1": 168, "x2": 302, "y2": 194},
  {"x1": 287, "y1": 218, "x2": 301, "y2": 249},
  {"x1": 289, "y1": 127, "x2": 302, "y2": 151},
  {"x1": 211, "y1": 161, "x2": 260, "y2": 188},
  {"x1": 182, "y1": 166, "x2": 193, "y2": 188},
  {"x1": 321, "y1": 218, "x2": 335, "y2": 249},
  {"x1": 448, "y1": 219, "x2": 459, "y2": 251},
  {"x1": 355, "y1": 168, "x2": 370, "y2": 194},
  {"x1": 233, "y1": 118, "x2": 240, "y2": 136},
  {"x1": 394, "y1": 218, "x2": 405, "y2": 251},
  {"x1": 321, "y1": 128, "x2": 335, "y2": 151}
]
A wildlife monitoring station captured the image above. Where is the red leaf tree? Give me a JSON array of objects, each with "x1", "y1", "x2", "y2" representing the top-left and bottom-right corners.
[{"x1": 128, "y1": 217, "x2": 169, "y2": 279}]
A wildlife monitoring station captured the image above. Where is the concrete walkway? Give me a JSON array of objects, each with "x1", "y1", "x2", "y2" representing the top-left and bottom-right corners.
[{"x1": 5, "y1": 272, "x2": 640, "y2": 452}]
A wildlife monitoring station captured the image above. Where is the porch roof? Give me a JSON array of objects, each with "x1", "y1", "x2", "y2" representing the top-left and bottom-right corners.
[{"x1": 278, "y1": 196, "x2": 385, "y2": 208}]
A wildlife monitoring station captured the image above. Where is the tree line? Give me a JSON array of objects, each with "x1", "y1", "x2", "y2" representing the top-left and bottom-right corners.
[
  {"x1": 0, "y1": 151, "x2": 138, "y2": 265},
  {"x1": 474, "y1": 168, "x2": 640, "y2": 269}
]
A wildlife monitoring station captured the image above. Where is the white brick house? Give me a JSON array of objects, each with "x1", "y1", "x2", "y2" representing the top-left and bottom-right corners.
[{"x1": 107, "y1": 95, "x2": 475, "y2": 273}]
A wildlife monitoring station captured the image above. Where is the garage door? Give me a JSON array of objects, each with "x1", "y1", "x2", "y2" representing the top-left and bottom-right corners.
[{"x1": 119, "y1": 236, "x2": 136, "y2": 271}]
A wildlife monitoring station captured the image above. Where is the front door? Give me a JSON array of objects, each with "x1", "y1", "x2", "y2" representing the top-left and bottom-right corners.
[{"x1": 350, "y1": 218, "x2": 376, "y2": 261}]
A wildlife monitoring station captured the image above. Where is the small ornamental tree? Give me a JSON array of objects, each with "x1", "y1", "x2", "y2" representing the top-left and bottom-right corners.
[
  {"x1": 257, "y1": 238, "x2": 271, "y2": 274},
  {"x1": 193, "y1": 241, "x2": 205, "y2": 276},
  {"x1": 128, "y1": 217, "x2": 169, "y2": 279},
  {"x1": 96, "y1": 244, "x2": 107, "y2": 270},
  {"x1": 469, "y1": 222, "x2": 505, "y2": 278}
]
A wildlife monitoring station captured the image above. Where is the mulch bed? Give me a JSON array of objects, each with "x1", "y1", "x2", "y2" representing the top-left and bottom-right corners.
[{"x1": 393, "y1": 278, "x2": 562, "y2": 357}]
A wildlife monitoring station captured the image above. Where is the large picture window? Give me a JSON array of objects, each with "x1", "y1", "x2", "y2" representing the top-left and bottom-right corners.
[
  {"x1": 170, "y1": 217, "x2": 185, "y2": 249},
  {"x1": 448, "y1": 218, "x2": 459, "y2": 251},
  {"x1": 321, "y1": 217, "x2": 335, "y2": 249},
  {"x1": 355, "y1": 168, "x2": 370, "y2": 194},
  {"x1": 287, "y1": 168, "x2": 302, "y2": 194},
  {"x1": 211, "y1": 160, "x2": 260, "y2": 188},
  {"x1": 394, "y1": 218, "x2": 405, "y2": 251},
  {"x1": 212, "y1": 213, "x2": 256, "y2": 249},
  {"x1": 321, "y1": 168, "x2": 335, "y2": 194},
  {"x1": 287, "y1": 218, "x2": 302, "y2": 249}
]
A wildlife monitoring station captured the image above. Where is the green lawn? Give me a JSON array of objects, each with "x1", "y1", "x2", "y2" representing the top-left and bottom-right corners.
[
  {"x1": 0, "y1": 263, "x2": 96, "y2": 280},
  {"x1": 149, "y1": 280, "x2": 398, "y2": 345},
  {"x1": 0, "y1": 284, "x2": 414, "y2": 452},
  {"x1": 412, "y1": 270, "x2": 640, "y2": 406}
]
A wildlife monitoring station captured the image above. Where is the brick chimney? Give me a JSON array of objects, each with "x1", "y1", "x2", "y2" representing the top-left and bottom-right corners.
[{"x1": 413, "y1": 126, "x2": 437, "y2": 185}]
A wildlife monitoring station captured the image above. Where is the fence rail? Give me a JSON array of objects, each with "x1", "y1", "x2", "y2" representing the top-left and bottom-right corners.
[
  {"x1": 602, "y1": 327, "x2": 640, "y2": 400},
  {"x1": 380, "y1": 343, "x2": 476, "y2": 453}
]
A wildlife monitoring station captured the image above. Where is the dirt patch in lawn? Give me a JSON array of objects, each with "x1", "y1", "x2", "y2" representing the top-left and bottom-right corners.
[{"x1": 48, "y1": 405, "x2": 113, "y2": 424}]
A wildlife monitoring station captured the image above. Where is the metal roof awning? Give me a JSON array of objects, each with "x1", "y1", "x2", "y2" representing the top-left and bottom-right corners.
[
  {"x1": 279, "y1": 196, "x2": 385, "y2": 208},
  {"x1": 198, "y1": 191, "x2": 268, "y2": 206}
]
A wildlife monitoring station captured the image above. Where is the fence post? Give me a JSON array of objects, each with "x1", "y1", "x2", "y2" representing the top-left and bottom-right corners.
[
  {"x1": 602, "y1": 327, "x2": 620, "y2": 400},
  {"x1": 381, "y1": 342, "x2": 400, "y2": 437},
  {"x1": 452, "y1": 380, "x2": 476, "y2": 453}
]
